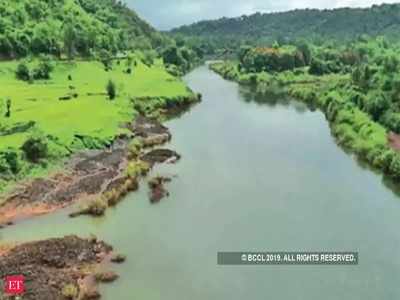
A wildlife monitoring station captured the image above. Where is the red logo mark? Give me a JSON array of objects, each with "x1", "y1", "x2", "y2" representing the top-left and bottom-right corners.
[{"x1": 4, "y1": 275, "x2": 25, "y2": 295}]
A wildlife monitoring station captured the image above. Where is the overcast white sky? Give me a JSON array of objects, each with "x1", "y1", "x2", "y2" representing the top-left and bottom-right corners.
[{"x1": 126, "y1": 0, "x2": 400, "y2": 30}]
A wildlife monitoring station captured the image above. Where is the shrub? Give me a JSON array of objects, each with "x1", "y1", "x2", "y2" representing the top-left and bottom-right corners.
[
  {"x1": 16, "y1": 61, "x2": 30, "y2": 81},
  {"x1": 126, "y1": 160, "x2": 150, "y2": 178},
  {"x1": 0, "y1": 150, "x2": 20, "y2": 175},
  {"x1": 32, "y1": 57, "x2": 53, "y2": 80},
  {"x1": 105, "y1": 178, "x2": 138, "y2": 206},
  {"x1": 127, "y1": 139, "x2": 143, "y2": 159},
  {"x1": 5, "y1": 98, "x2": 11, "y2": 118},
  {"x1": 389, "y1": 154, "x2": 400, "y2": 179},
  {"x1": 21, "y1": 134, "x2": 48, "y2": 163},
  {"x1": 374, "y1": 149, "x2": 396, "y2": 171},
  {"x1": 106, "y1": 80, "x2": 116, "y2": 100},
  {"x1": 61, "y1": 284, "x2": 78, "y2": 299},
  {"x1": 86, "y1": 198, "x2": 107, "y2": 216}
]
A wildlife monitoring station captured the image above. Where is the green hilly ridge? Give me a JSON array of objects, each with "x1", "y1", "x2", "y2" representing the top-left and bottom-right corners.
[
  {"x1": 171, "y1": 3, "x2": 400, "y2": 44},
  {"x1": 0, "y1": 0, "x2": 165, "y2": 58}
]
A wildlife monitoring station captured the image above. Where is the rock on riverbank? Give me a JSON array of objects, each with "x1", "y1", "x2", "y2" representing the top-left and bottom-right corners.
[{"x1": 0, "y1": 235, "x2": 119, "y2": 300}]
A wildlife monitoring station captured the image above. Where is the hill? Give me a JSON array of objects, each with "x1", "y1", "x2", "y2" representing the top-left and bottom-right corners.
[
  {"x1": 171, "y1": 3, "x2": 400, "y2": 44},
  {"x1": 0, "y1": 0, "x2": 165, "y2": 58}
]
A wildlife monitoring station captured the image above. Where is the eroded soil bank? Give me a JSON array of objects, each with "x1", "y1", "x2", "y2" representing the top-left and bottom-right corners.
[
  {"x1": 0, "y1": 96, "x2": 199, "y2": 228},
  {"x1": 0, "y1": 235, "x2": 120, "y2": 300}
]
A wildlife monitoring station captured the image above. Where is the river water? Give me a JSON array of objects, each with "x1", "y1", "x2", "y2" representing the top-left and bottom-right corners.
[{"x1": 1, "y1": 66, "x2": 400, "y2": 299}]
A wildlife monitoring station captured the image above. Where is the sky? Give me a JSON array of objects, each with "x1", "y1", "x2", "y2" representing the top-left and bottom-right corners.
[{"x1": 127, "y1": 0, "x2": 400, "y2": 30}]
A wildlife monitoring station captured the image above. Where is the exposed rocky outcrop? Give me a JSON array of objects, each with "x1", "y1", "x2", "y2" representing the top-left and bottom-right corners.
[
  {"x1": 141, "y1": 149, "x2": 181, "y2": 166},
  {"x1": 0, "y1": 235, "x2": 118, "y2": 300},
  {"x1": 148, "y1": 176, "x2": 172, "y2": 203}
]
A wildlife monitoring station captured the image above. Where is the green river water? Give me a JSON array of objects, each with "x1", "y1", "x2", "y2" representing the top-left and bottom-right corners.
[{"x1": 1, "y1": 65, "x2": 400, "y2": 299}]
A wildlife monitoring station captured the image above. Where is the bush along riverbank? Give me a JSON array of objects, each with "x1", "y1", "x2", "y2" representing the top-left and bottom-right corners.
[{"x1": 209, "y1": 38, "x2": 400, "y2": 182}]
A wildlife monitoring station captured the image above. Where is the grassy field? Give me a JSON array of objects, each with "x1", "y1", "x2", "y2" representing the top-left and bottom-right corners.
[
  {"x1": 0, "y1": 56, "x2": 193, "y2": 191},
  {"x1": 0, "y1": 58, "x2": 190, "y2": 150}
]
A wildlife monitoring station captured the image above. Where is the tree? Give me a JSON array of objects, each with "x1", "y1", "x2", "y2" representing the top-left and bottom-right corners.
[
  {"x1": 142, "y1": 50, "x2": 157, "y2": 67},
  {"x1": 0, "y1": 35, "x2": 13, "y2": 57},
  {"x1": 238, "y1": 45, "x2": 252, "y2": 64},
  {"x1": 352, "y1": 64, "x2": 373, "y2": 90},
  {"x1": 296, "y1": 42, "x2": 312, "y2": 65},
  {"x1": 162, "y1": 46, "x2": 185, "y2": 67},
  {"x1": 31, "y1": 23, "x2": 53, "y2": 54},
  {"x1": 99, "y1": 49, "x2": 112, "y2": 71},
  {"x1": 363, "y1": 91, "x2": 390, "y2": 120},
  {"x1": 383, "y1": 55, "x2": 399, "y2": 74},
  {"x1": 106, "y1": 79, "x2": 116, "y2": 100},
  {"x1": 63, "y1": 23, "x2": 76, "y2": 59},
  {"x1": 309, "y1": 58, "x2": 328, "y2": 75}
]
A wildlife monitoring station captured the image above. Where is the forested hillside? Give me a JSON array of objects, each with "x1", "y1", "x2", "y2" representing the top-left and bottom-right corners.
[
  {"x1": 0, "y1": 0, "x2": 166, "y2": 58},
  {"x1": 171, "y1": 3, "x2": 400, "y2": 45}
]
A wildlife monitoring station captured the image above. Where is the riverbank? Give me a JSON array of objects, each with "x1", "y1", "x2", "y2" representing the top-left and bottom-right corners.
[
  {"x1": 209, "y1": 61, "x2": 400, "y2": 182},
  {"x1": 0, "y1": 93, "x2": 200, "y2": 227},
  {"x1": 0, "y1": 90, "x2": 199, "y2": 299},
  {"x1": 0, "y1": 235, "x2": 122, "y2": 299}
]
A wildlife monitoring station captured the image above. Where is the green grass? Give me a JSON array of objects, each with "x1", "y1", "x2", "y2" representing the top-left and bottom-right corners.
[
  {"x1": 0, "y1": 58, "x2": 190, "y2": 151},
  {"x1": 0, "y1": 56, "x2": 193, "y2": 193}
]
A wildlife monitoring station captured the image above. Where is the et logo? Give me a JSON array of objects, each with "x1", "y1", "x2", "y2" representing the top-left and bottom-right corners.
[{"x1": 4, "y1": 275, "x2": 25, "y2": 296}]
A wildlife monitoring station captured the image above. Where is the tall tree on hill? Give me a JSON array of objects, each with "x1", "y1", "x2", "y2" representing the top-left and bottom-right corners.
[{"x1": 63, "y1": 23, "x2": 76, "y2": 59}]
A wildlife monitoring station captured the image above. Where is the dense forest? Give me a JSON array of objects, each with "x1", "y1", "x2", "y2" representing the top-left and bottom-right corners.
[
  {"x1": 171, "y1": 3, "x2": 400, "y2": 49},
  {"x1": 0, "y1": 0, "x2": 202, "y2": 73},
  {"x1": 0, "y1": 0, "x2": 167, "y2": 58}
]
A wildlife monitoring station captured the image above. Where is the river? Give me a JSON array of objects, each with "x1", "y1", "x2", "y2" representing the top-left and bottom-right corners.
[{"x1": 1, "y1": 65, "x2": 400, "y2": 299}]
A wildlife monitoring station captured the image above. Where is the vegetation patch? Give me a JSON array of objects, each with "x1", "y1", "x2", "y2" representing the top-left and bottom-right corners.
[{"x1": 210, "y1": 37, "x2": 400, "y2": 181}]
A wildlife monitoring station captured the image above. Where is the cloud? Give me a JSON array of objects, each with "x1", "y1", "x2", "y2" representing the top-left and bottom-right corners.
[{"x1": 126, "y1": 0, "x2": 400, "y2": 30}]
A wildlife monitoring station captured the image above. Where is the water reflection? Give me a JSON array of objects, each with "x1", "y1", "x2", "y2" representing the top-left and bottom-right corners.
[
  {"x1": 238, "y1": 84, "x2": 315, "y2": 115},
  {"x1": 239, "y1": 79, "x2": 400, "y2": 199}
]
